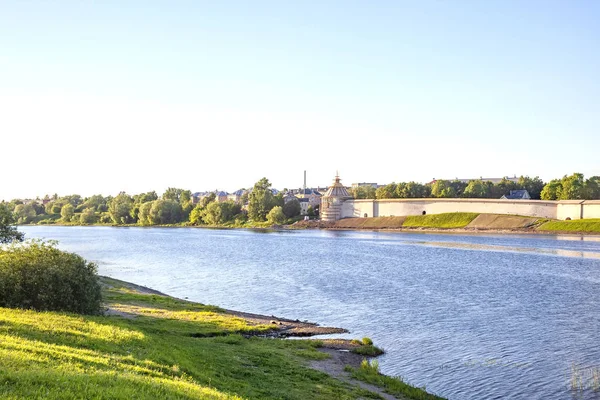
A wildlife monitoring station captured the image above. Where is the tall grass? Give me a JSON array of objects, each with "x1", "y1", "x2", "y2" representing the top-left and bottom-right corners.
[
  {"x1": 345, "y1": 359, "x2": 446, "y2": 400},
  {"x1": 0, "y1": 276, "x2": 415, "y2": 399},
  {"x1": 403, "y1": 213, "x2": 480, "y2": 229},
  {"x1": 538, "y1": 219, "x2": 600, "y2": 233}
]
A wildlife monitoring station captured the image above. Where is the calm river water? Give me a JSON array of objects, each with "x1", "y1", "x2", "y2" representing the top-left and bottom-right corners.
[{"x1": 21, "y1": 226, "x2": 600, "y2": 400}]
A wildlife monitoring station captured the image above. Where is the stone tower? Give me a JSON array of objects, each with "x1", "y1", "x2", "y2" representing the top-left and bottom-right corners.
[{"x1": 320, "y1": 174, "x2": 351, "y2": 222}]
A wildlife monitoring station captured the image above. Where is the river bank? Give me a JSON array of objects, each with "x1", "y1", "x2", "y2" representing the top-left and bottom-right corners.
[
  {"x1": 290, "y1": 213, "x2": 600, "y2": 235},
  {"x1": 21, "y1": 212, "x2": 600, "y2": 235},
  {"x1": 0, "y1": 274, "x2": 444, "y2": 399}
]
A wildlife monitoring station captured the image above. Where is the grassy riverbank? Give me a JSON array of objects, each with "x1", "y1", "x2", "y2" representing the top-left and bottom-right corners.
[
  {"x1": 0, "y1": 277, "x2": 444, "y2": 400},
  {"x1": 313, "y1": 213, "x2": 599, "y2": 234},
  {"x1": 538, "y1": 219, "x2": 600, "y2": 233}
]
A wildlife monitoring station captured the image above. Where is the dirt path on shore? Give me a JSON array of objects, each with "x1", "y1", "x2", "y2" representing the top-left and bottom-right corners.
[{"x1": 310, "y1": 348, "x2": 403, "y2": 400}]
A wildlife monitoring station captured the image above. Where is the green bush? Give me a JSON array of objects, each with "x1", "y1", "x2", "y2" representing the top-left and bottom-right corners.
[{"x1": 0, "y1": 241, "x2": 103, "y2": 314}]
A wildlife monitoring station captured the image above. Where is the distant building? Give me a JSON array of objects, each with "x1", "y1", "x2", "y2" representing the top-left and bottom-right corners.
[
  {"x1": 351, "y1": 182, "x2": 378, "y2": 188},
  {"x1": 501, "y1": 190, "x2": 531, "y2": 200},
  {"x1": 321, "y1": 174, "x2": 352, "y2": 222},
  {"x1": 227, "y1": 189, "x2": 247, "y2": 204}
]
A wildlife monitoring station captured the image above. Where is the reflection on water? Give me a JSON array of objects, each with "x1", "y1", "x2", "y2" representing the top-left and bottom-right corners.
[{"x1": 20, "y1": 226, "x2": 600, "y2": 400}]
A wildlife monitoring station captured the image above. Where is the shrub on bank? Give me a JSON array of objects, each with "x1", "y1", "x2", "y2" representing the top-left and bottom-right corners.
[{"x1": 0, "y1": 240, "x2": 102, "y2": 314}]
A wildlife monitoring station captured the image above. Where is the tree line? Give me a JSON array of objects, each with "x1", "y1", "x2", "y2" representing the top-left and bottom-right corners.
[
  {"x1": 2, "y1": 178, "x2": 303, "y2": 227},
  {"x1": 350, "y1": 173, "x2": 600, "y2": 201}
]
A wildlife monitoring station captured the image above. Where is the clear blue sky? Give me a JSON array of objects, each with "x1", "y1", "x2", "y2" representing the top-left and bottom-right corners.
[{"x1": 1, "y1": 1, "x2": 599, "y2": 199}]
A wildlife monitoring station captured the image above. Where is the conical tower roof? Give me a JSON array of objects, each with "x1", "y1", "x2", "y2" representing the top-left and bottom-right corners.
[{"x1": 323, "y1": 174, "x2": 351, "y2": 199}]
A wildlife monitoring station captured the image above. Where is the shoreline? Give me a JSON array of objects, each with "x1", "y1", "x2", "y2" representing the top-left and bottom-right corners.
[
  {"x1": 101, "y1": 276, "x2": 421, "y2": 399},
  {"x1": 20, "y1": 221, "x2": 600, "y2": 236}
]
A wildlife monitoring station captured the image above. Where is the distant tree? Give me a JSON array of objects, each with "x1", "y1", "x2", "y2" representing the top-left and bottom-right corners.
[
  {"x1": 559, "y1": 173, "x2": 586, "y2": 200},
  {"x1": 133, "y1": 191, "x2": 158, "y2": 205},
  {"x1": 108, "y1": 192, "x2": 134, "y2": 224},
  {"x1": 200, "y1": 192, "x2": 217, "y2": 208},
  {"x1": 148, "y1": 200, "x2": 183, "y2": 225},
  {"x1": 13, "y1": 203, "x2": 37, "y2": 224},
  {"x1": 137, "y1": 201, "x2": 153, "y2": 226},
  {"x1": 517, "y1": 176, "x2": 545, "y2": 200},
  {"x1": 585, "y1": 176, "x2": 600, "y2": 200},
  {"x1": 162, "y1": 188, "x2": 191, "y2": 204},
  {"x1": 247, "y1": 178, "x2": 278, "y2": 221},
  {"x1": 189, "y1": 204, "x2": 205, "y2": 225},
  {"x1": 396, "y1": 182, "x2": 430, "y2": 198},
  {"x1": 540, "y1": 179, "x2": 562, "y2": 200},
  {"x1": 61, "y1": 204, "x2": 75, "y2": 221},
  {"x1": 79, "y1": 208, "x2": 96, "y2": 224},
  {"x1": 282, "y1": 198, "x2": 301, "y2": 218},
  {"x1": 241, "y1": 191, "x2": 250, "y2": 205},
  {"x1": 267, "y1": 206, "x2": 286, "y2": 225},
  {"x1": 0, "y1": 204, "x2": 24, "y2": 243},
  {"x1": 430, "y1": 180, "x2": 456, "y2": 198},
  {"x1": 203, "y1": 201, "x2": 241, "y2": 225},
  {"x1": 307, "y1": 206, "x2": 316, "y2": 217},
  {"x1": 62, "y1": 194, "x2": 83, "y2": 208},
  {"x1": 491, "y1": 178, "x2": 518, "y2": 198},
  {"x1": 463, "y1": 180, "x2": 493, "y2": 198},
  {"x1": 376, "y1": 183, "x2": 397, "y2": 199},
  {"x1": 83, "y1": 195, "x2": 107, "y2": 212},
  {"x1": 349, "y1": 186, "x2": 376, "y2": 199}
]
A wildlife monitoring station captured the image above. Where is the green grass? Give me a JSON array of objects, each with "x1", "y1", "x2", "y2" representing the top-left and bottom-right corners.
[
  {"x1": 537, "y1": 219, "x2": 600, "y2": 233},
  {"x1": 345, "y1": 359, "x2": 446, "y2": 400},
  {"x1": 0, "y1": 277, "x2": 404, "y2": 399},
  {"x1": 402, "y1": 212, "x2": 480, "y2": 229}
]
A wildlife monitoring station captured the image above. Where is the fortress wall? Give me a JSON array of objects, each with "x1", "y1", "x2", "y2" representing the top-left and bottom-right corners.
[
  {"x1": 582, "y1": 201, "x2": 600, "y2": 219},
  {"x1": 341, "y1": 199, "x2": 560, "y2": 219},
  {"x1": 557, "y1": 201, "x2": 583, "y2": 220},
  {"x1": 341, "y1": 200, "x2": 375, "y2": 218}
]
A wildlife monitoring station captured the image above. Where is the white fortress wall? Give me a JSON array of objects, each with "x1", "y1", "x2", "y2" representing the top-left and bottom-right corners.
[
  {"x1": 341, "y1": 198, "x2": 561, "y2": 219},
  {"x1": 341, "y1": 199, "x2": 375, "y2": 218},
  {"x1": 582, "y1": 201, "x2": 600, "y2": 219},
  {"x1": 556, "y1": 201, "x2": 584, "y2": 220}
]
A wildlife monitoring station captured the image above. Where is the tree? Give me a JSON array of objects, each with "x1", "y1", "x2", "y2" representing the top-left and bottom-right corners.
[
  {"x1": 491, "y1": 178, "x2": 518, "y2": 198},
  {"x1": 430, "y1": 180, "x2": 456, "y2": 198},
  {"x1": 463, "y1": 180, "x2": 493, "y2": 198},
  {"x1": 376, "y1": 183, "x2": 397, "y2": 199},
  {"x1": 540, "y1": 179, "x2": 562, "y2": 200},
  {"x1": 162, "y1": 188, "x2": 191, "y2": 204},
  {"x1": 80, "y1": 208, "x2": 96, "y2": 224},
  {"x1": 585, "y1": 176, "x2": 600, "y2": 200},
  {"x1": 137, "y1": 201, "x2": 154, "y2": 226},
  {"x1": 401, "y1": 182, "x2": 430, "y2": 198},
  {"x1": 0, "y1": 240, "x2": 102, "y2": 314},
  {"x1": 0, "y1": 204, "x2": 24, "y2": 243},
  {"x1": 61, "y1": 204, "x2": 75, "y2": 221},
  {"x1": 13, "y1": 203, "x2": 37, "y2": 224},
  {"x1": 559, "y1": 173, "x2": 586, "y2": 200},
  {"x1": 203, "y1": 201, "x2": 241, "y2": 225},
  {"x1": 247, "y1": 178, "x2": 278, "y2": 221},
  {"x1": 139, "y1": 200, "x2": 183, "y2": 225},
  {"x1": 134, "y1": 191, "x2": 158, "y2": 204},
  {"x1": 517, "y1": 176, "x2": 545, "y2": 200},
  {"x1": 83, "y1": 195, "x2": 108, "y2": 212},
  {"x1": 349, "y1": 186, "x2": 376, "y2": 199},
  {"x1": 267, "y1": 206, "x2": 286, "y2": 225},
  {"x1": 200, "y1": 192, "x2": 217, "y2": 208},
  {"x1": 282, "y1": 198, "x2": 301, "y2": 218},
  {"x1": 108, "y1": 192, "x2": 134, "y2": 224}
]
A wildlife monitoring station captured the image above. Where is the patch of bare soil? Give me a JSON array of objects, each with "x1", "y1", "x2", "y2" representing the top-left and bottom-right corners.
[
  {"x1": 310, "y1": 346, "x2": 403, "y2": 400},
  {"x1": 466, "y1": 214, "x2": 540, "y2": 229}
]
